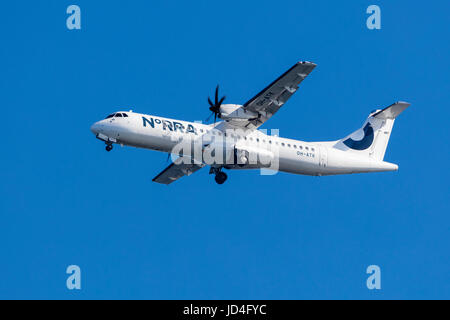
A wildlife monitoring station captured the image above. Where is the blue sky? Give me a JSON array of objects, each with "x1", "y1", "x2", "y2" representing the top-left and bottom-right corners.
[{"x1": 0, "y1": 0, "x2": 449, "y2": 299}]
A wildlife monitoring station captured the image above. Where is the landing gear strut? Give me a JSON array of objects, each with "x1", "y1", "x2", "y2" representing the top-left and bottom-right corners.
[{"x1": 105, "y1": 143, "x2": 113, "y2": 152}]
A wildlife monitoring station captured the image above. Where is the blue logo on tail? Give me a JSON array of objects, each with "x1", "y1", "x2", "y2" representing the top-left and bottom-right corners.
[{"x1": 343, "y1": 123, "x2": 374, "y2": 150}]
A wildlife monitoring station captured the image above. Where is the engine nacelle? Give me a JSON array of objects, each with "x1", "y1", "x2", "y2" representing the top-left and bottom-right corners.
[{"x1": 219, "y1": 104, "x2": 258, "y2": 121}]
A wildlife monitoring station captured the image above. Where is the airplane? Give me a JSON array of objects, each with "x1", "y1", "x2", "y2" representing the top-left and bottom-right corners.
[{"x1": 90, "y1": 61, "x2": 410, "y2": 185}]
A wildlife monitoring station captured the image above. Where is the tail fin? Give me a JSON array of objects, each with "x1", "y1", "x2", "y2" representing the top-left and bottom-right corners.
[{"x1": 334, "y1": 102, "x2": 410, "y2": 161}]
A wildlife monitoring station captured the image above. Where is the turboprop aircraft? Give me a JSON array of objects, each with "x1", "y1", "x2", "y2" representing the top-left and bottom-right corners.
[{"x1": 90, "y1": 61, "x2": 410, "y2": 185}]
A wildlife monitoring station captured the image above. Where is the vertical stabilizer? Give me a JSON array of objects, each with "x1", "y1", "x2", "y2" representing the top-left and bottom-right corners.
[{"x1": 333, "y1": 102, "x2": 410, "y2": 161}]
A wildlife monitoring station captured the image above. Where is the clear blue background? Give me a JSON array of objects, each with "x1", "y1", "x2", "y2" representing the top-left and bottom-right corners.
[{"x1": 0, "y1": 0, "x2": 449, "y2": 299}]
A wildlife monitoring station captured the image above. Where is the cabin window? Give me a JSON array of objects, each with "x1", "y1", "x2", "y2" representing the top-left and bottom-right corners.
[
  {"x1": 281, "y1": 143, "x2": 285, "y2": 147},
  {"x1": 288, "y1": 144, "x2": 291, "y2": 148}
]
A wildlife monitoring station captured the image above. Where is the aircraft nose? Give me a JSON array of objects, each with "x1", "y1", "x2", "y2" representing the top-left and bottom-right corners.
[{"x1": 90, "y1": 122, "x2": 101, "y2": 135}]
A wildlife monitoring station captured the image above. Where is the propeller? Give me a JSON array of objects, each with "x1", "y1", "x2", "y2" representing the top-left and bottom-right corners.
[{"x1": 207, "y1": 85, "x2": 226, "y2": 124}]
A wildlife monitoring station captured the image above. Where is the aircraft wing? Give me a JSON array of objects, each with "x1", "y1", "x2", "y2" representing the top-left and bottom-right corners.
[
  {"x1": 239, "y1": 61, "x2": 316, "y2": 130},
  {"x1": 152, "y1": 157, "x2": 205, "y2": 185}
]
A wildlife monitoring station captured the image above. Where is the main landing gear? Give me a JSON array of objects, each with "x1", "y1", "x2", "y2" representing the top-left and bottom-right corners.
[
  {"x1": 215, "y1": 172, "x2": 228, "y2": 185},
  {"x1": 210, "y1": 167, "x2": 228, "y2": 185},
  {"x1": 105, "y1": 143, "x2": 113, "y2": 152}
]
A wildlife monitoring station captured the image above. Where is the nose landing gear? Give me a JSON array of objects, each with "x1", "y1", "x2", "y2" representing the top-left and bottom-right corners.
[{"x1": 105, "y1": 143, "x2": 113, "y2": 152}]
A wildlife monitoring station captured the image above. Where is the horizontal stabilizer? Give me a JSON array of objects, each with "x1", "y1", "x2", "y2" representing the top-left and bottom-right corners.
[{"x1": 373, "y1": 101, "x2": 410, "y2": 120}]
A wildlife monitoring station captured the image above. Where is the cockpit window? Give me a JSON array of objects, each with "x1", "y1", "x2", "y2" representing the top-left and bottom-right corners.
[{"x1": 105, "y1": 112, "x2": 128, "y2": 119}]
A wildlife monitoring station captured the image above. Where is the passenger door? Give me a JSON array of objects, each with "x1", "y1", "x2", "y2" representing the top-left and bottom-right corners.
[{"x1": 319, "y1": 146, "x2": 328, "y2": 168}]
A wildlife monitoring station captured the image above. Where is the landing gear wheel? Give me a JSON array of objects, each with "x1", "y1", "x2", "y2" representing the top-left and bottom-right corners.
[
  {"x1": 215, "y1": 172, "x2": 228, "y2": 185},
  {"x1": 105, "y1": 144, "x2": 113, "y2": 152}
]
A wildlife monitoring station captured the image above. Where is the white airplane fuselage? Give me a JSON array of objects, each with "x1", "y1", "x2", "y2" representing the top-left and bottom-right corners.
[{"x1": 90, "y1": 111, "x2": 398, "y2": 178}]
